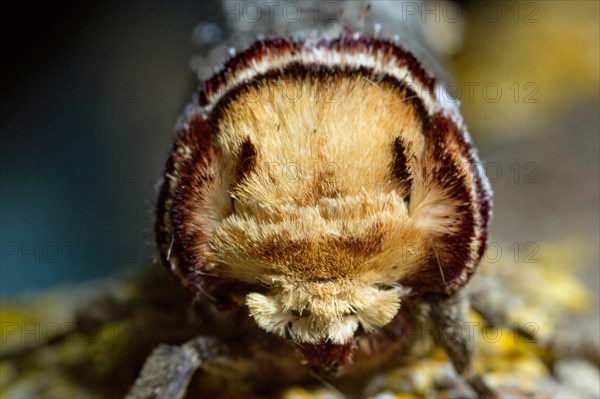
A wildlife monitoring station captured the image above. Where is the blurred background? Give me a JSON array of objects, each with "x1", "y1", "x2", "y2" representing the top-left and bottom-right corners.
[{"x1": 1, "y1": 0, "x2": 598, "y2": 313}]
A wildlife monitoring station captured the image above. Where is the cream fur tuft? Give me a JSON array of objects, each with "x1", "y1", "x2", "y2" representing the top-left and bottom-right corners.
[{"x1": 246, "y1": 283, "x2": 403, "y2": 344}]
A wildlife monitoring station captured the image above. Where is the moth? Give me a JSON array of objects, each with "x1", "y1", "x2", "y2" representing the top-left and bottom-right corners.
[{"x1": 127, "y1": 33, "x2": 494, "y2": 398}]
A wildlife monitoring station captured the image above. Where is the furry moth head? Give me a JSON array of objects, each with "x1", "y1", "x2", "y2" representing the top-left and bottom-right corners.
[{"x1": 156, "y1": 35, "x2": 491, "y2": 369}]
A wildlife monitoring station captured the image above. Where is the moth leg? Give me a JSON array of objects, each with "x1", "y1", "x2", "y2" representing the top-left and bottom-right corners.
[
  {"x1": 428, "y1": 293, "x2": 498, "y2": 399},
  {"x1": 469, "y1": 282, "x2": 600, "y2": 366},
  {"x1": 125, "y1": 336, "x2": 223, "y2": 399}
]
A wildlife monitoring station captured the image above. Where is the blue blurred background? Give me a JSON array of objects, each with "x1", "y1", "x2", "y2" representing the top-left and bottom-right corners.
[{"x1": 1, "y1": 1, "x2": 215, "y2": 294}]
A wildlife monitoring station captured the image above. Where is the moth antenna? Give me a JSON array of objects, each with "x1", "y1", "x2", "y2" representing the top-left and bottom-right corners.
[
  {"x1": 429, "y1": 237, "x2": 447, "y2": 286},
  {"x1": 381, "y1": 92, "x2": 417, "y2": 120},
  {"x1": 361, "y1": 75, "x2": 385, "y2": 92},
  {"x1": 191, "y1": 268, "x2": 217, "y2": 277},
  {"x1": 194, "y1": 282, "x2": 217, "y2": 302},
  {"x1": 308, "y1": 369, "x2": 344, "y2": 397},
  {"x1": 390, "y1": 93, "x2": 423, "y2": 105},
  {"x1": 166, "y1": 235, "x2": 175, "y2": 261},
  {"x1": 359, "y1": 257, "x2": 378, "y2": 270}
]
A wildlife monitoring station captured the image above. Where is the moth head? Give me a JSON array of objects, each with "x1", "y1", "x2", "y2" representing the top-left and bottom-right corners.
[
  {"x1": 246, "y1": 280, "x2": 407, "y2": 368},
  {"x1": 155, "y1": 35, "x2": 492, "y2": 371}
]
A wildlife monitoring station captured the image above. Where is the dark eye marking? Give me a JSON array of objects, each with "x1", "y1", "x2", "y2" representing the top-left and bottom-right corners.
[
  {"x1": 236, "y1": 137, "x2": 258, "y2": 181},
  {"x1": 390, "y1": 136, "x2": 413, "y2": 199}
]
